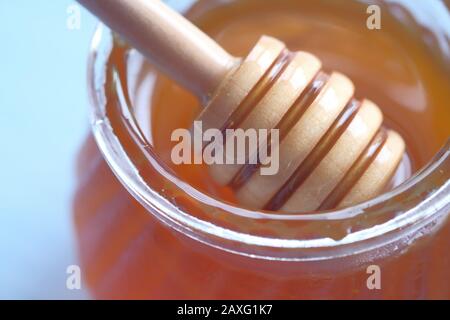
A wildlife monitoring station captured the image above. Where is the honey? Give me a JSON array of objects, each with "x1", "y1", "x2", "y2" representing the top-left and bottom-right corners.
[
  {"x1": 74, "y1": 0, "x2": 450, "y2": 298},
  {"x1": 149, "y1": 0, "x2": 450, "y2": 209}
]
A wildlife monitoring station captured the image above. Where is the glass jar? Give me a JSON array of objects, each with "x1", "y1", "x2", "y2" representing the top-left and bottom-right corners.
[{"x1": 74, "y1": 0, "x2": 450, "y2": 299}]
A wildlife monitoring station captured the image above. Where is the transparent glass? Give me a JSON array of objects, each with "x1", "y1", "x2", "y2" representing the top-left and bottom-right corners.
[{"x1": 74, "y1": 0, "x2": 450, "y2": 299}]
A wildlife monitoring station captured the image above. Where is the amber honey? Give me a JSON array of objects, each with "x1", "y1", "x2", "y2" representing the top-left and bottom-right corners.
[
  {"x1": 74, "y1": 0, "x2": 450, "y2": 299},
  {"x1": 147, "y1": 0, "x2": 449, "y2": 207}
]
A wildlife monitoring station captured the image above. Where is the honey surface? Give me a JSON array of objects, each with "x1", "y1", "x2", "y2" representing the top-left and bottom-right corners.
[{"x1": 150, "y1": 0, "x2": 450, "y2": 207}]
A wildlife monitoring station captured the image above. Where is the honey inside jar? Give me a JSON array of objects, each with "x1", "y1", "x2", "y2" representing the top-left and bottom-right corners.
[
  {"x1": 148, "y1": 0, "x2": 450, "y2": 210},
  {"x1": 74, "y1": 0, "x2": 450, "y2": 299}
]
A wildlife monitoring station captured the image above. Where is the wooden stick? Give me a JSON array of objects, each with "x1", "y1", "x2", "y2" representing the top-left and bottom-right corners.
[{"x1": 78, "y1": 0, "x2": 236, "y2": 98}]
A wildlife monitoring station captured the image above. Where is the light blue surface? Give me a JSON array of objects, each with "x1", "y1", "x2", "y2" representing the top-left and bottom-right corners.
[
  {"x1": 0, "y1": 0, "x2": 193, "y2": 300},
  {"x1": 0, "y1": 1, "x2": 97, "y2": 299}
]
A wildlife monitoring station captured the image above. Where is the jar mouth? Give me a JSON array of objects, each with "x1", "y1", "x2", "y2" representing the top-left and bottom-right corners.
[{"x1": 86, "y1": 3, "x2": 450, "y2": 261}]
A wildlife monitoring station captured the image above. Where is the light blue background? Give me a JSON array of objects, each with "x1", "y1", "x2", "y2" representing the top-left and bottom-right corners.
[
  {"x1": 0, "y1": 1, "x2": 97, "y2": 299},
  {"x1": 0, "y1": 0, "x2": 192, "y2": 300}
]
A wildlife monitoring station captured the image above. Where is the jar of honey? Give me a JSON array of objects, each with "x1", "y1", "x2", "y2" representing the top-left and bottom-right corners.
[{"x1": 74, "y1": 0, "x2": 450, "y2": 299}]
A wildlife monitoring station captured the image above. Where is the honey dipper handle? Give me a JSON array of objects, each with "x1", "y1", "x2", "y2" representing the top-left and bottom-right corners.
[{"x1": 78, "y1": 0, "x2": 236, "y2": 97}]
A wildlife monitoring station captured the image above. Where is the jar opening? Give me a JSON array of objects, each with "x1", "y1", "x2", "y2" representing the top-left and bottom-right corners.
[{"x1": 86, "y1": 0, "x2": 450, "y2": 261}]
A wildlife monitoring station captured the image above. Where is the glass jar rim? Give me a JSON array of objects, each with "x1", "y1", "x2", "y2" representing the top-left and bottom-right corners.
[{"x1": 87, "y1": 10, "x2": 450, "y2": 261}]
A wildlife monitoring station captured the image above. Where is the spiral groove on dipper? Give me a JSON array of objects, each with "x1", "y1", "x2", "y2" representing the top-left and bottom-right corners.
[
  {"x1": 197, "y1": 36, "x2": 404, "y2": 212},
  {"x1": 220, "y1": 49, "x2": 293, "y2": 133},
  {"x1": 229, "y1": 72, "x2": 329, "y2": 190},
  {"x1": 264, "y1": 98, "x2": 363, "y2": 211},
  {"x1": 318, "y1": 128, "x2": 388, "y2": 210}
]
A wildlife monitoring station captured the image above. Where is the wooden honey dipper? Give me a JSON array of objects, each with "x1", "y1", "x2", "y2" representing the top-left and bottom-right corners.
[{"x1": 79, "y1": 0, "x2": 405, "y2": 212}]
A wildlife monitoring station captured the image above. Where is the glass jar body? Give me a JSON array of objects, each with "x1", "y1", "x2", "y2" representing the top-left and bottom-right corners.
[{"x1": 74, "y1": 0, "x2": 450, "y2": 299}]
